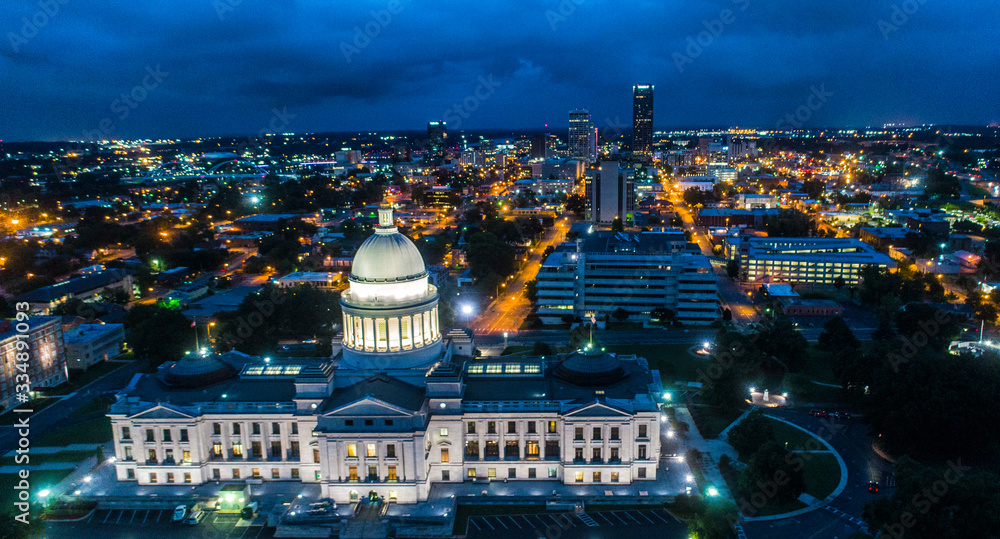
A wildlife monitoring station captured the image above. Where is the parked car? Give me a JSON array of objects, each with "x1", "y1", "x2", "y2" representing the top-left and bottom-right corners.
[
  {"x1": 172, "y1": 505, "x2": 187, "y2": 522},
  {"x1": 810, "y1": 409, "x2": 829, "y2": 418},
  {"x1": 834, "y1": 411, "x2": 853, "y2": 420},
  {"x1": 868, "y1": 481, "x2": 880, "y2": 493},
  {"x1": 186, "y1": 510, "x2": 207, "y2": 525}
]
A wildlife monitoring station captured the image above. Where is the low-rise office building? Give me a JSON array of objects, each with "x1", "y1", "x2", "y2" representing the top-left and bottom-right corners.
[
  {"x1": 63, "y1": 322, "x2": 126, "y2": 370},
  {"x1": 731, "y1": 236, "x2": 896, "y2": 285},
  {"x1": 16, "y1": 269, "x2": 135, "y2": 314},
  {"x1": 535, "y1": 230, "x2": 719, "y2": 325}
]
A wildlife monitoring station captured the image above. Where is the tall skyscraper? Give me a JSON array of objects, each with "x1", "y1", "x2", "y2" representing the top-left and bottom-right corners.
[
  {"x1": 568, "y1": 109, "x2": 597, "y2": 162},
  {"x1": 426, "y1": 121, "x2": 447, "y2": 160},
  {"x1": 632, "y1": 84, "x2": 654, "y2": 159}
]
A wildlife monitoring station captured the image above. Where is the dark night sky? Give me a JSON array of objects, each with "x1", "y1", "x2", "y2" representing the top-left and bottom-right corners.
[{"x1": 1, "y1": 0, "x2": 998, "y2": 141}]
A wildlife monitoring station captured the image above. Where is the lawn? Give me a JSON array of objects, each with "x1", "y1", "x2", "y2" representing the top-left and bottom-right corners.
[
  {"x1": 68, "y1": 396, "x2": 112, "y2": 418},
  {"x1": 22, "y1": 450, "x2": 97, "y2": 466},
  {"x1": 794, "y1": 452, "x2": 841, "y2": 500},
  {"x1": 0, "y1": 397, "x2": 59, "y2": 424},
  {"x1": 45, "y1": 361, "x2": 126, "y2": 396},
  {"x1": 0, "y1": 470, "x2": 72, "y2": 508},
  {"x1": 34, "y1": 416, "x2": 112, "y2": 446},
  {"x1": 452, "y1": 504, "x2": 548, "y2": 535},
  {"x1": 689, "y1": 406, "x2": 745, "y2": 439},
  {"x1": 768, "y1": 418, "x2": 819, "y2": 451},
  {"x1": 605, "y1": 343, "x2": 706, "y2": 384}
]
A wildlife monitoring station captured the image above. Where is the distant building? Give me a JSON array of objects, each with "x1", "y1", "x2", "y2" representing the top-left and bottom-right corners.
[
  {"x1": 535, "y1": 230, "x2": 719, "y2": 325},
  {"x1": 530, "y1": 159, "x2": 585, "y2": 181},
  {"x1": 733, "y1": 237, "x2": 896, "y2": 285},
  {"x1": 63, "y1": 323, "x2": 126, "y2": 371},
  {"x1": 426, "y1": 121, "x2": 447, "y2": 160},
  {"x1": 735, "y1": 194, "x2": 778, "y2": 210},
  {"x1": 0, "y1": 317, "x2": 67, "y2": 412},
  {"x1": 16, "y1": 269, "x2": 136, "y2": 314},
  {"x1": 232, "y1": 214, "x2": 301, "y2": 232},
  {"x1": 587, "y1": 161, "x2": 635, "y2": 225},
  {"x1": 859, "y1": 227, "x2": 912, "y2": 251},
  {"x1": 274, "y1": 272, "x2": 342, "y2": 290},
  {"x1": 423, "y1": 185, "x2": 458, "y2": 208},
  {"x1": 781, "y1": 299, "x2": 843, "y2": 317},
  {"x1": 632, "y1": 85, "x2": 654, "y2": 159},
  {"x1": 568, "y1": 109, "x2": 597, "y2": 162}
]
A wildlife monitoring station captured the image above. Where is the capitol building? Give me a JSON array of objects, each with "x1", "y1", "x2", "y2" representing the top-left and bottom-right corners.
[{"x1": 108, "y1": 206, "x2": 665, "y2": 504}]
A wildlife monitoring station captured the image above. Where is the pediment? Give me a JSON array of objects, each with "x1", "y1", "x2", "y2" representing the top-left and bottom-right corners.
[
  {"x1": 322, "y1": 396, "x2": 414, "y2": 417},
  {"x1": 562, "y1": 401, "x2": 632, "y2": 418},
  {"x1": 129, "y1": 404, "x2": 197, "y2": 420}
]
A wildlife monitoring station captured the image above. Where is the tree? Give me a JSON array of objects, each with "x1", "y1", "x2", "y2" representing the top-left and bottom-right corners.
[
  {"x1": 532, "y1": 340, "x2": 554, "y2": 356},
  {"x1": 738, "y1": 442, "x2": 805, "y2": 505},
  {"x1": 214, "y1": 284, "x2": 341, "y2": 355},
  {"x1": 611, "y1": 307, "x2": 629, "y2": 322},
  {"x1": 125, "y1": 303, "x2": 196, "y2": 368},
  {"x1": 727, "y1": 409, "x2": 776, "y2": 460},
  {"x1": 861, "y1": 456, "x2": 1000, "y2": 539},
  {"x1": 0, "y1": 511, "x2": 45, "y2": 539},
  {"x1": 686, "y1": 499, "x2": 738, "y2": 539},
  {"x1": 764, "y1": 209, "x2": 815, "y2": 237},
  {"x1": 565, "y1": 194, "x2": 586, "y2": 217},
  {"x1": 726, "y1": 260, "x2": 740, "y2": 280},
  {"x1": 650, "y1": 307, "x2": 675, "y2": 323},
  {"x1": 833, "y1": 276, "x2": 845, "y2": 290},
  {"x1": 817, "y1": 316, "x2": 860, "y2": 354},
  {"x1": 610, "y1": 217, "x2": 625, "y2": 232},
  {"x1": 722, "y1": 308, "x2": 732, "y2": 322}
]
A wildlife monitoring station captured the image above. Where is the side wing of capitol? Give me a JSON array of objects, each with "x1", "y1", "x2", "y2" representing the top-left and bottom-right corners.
[{"x1": 108, "y1": 207, "x2": 664, "y2": 504}]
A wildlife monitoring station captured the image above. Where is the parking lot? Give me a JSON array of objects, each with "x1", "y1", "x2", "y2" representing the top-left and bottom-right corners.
[
  {"x1": 47, "y1": 508, "x2": 274, "y2": 539},
  {"x1": 466, "y1": 508, "x2": 687, "y2": 539}
]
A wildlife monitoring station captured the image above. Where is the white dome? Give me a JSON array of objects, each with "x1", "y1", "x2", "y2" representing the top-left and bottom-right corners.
[{"x1": 349, "y1": 206, "x2": 427, "y2": 283}]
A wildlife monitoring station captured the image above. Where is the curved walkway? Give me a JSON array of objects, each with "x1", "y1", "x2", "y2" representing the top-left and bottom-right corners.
[{"x1": 741, "y1": 414, "x2": 849, "y2": 522}]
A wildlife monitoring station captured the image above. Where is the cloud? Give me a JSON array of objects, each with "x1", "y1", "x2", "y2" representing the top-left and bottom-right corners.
[{"x1": 0, "y1": 0, "x2": 997, "y2": 140}]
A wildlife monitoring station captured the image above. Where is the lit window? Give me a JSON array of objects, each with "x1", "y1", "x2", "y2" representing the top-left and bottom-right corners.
[
  {"x1": 347, "y1": 444, "x2": 357, "y2": 458},
  {"x1": 439, "y1": 428, "x2": 449, "y2": 437},
  {"x1": 504, "y1": 364, "x2": 521, "y2": 374},
  {"x1": 366, "y1": 444, "x2": 376, "y2": 458}
]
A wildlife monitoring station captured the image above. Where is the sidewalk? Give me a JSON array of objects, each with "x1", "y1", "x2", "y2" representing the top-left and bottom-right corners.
[{"x1": 674, "y1": 405, "x2": 740, "y2": 498}]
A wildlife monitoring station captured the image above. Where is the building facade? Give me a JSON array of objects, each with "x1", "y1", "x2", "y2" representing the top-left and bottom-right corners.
[
  {"x1": 535, "y1": 231, "x2": 720, "y2": 325},
  {"x1": 107, "y1": 206, "x2": 666, "y2": 503},
  {"x1": 63, "y1": 322, "x2": 126, "y2": 371},
  {"x1": 632, "y1": 85, "x2": 654, "y2": 159},
  {"x1": 568, "y1": 109, "x2": 597, "y2": 162},
  {"x1": 587, "y1": 161, "x2": 635, "y2": 225},
  {"x1": 0, "y1": 317, "x2": 68, "y2": 413},
  {"x1": 732, "y1": 236, "x2": 897, "y2": 285}
]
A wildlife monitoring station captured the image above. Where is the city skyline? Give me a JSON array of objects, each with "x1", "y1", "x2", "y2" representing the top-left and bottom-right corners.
[{"x1": 1, "y1": 0, "x2": 997, "y2": 142}]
